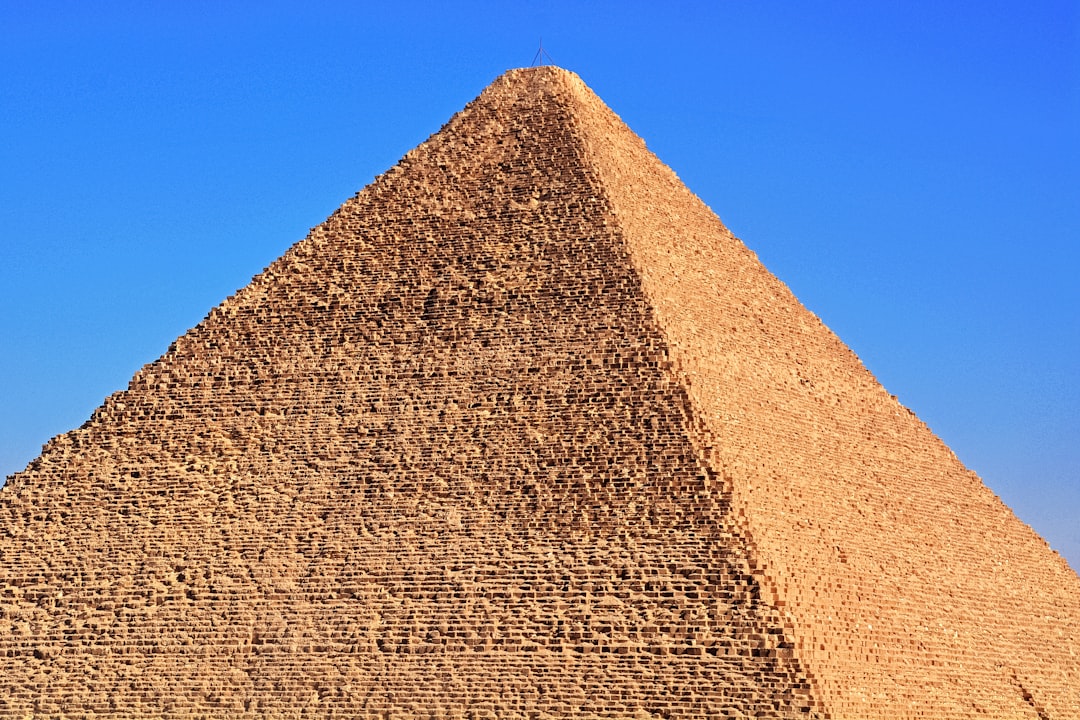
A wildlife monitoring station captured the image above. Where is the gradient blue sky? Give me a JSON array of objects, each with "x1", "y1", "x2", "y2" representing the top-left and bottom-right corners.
[{"x1": 2, "y1": 1, "x2": 1077, "y2": 571}]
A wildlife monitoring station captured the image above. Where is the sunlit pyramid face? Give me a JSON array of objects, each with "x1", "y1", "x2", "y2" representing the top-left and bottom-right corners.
[{"x1": 1, "y1": 66, "x2": 1077, "y2": 719}]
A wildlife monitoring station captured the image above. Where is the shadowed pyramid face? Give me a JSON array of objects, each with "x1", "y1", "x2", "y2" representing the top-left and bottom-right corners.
[{"x1": 1, "y1": 67, "x2": 1077, "y2": 719}]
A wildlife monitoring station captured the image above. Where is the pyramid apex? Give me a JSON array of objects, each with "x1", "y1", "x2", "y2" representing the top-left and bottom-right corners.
[{"x1": 491, "y1": 64, "x2": 583, "y2": 88}]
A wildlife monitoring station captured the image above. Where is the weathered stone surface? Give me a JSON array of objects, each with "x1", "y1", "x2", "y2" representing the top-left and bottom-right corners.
[{"x1": 1, "y1": 66, "x2": 1077, "y2": 718}]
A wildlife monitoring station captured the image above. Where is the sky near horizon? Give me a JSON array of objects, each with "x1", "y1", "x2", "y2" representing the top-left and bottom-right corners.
[{"x1": 1, "y1": 1, "x2": 1077, "y2": 571}]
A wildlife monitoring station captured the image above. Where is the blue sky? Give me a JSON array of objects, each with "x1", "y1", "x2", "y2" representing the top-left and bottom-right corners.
[{"x1": 2, "y1": 1, "x2": 1077, "y2": 571}]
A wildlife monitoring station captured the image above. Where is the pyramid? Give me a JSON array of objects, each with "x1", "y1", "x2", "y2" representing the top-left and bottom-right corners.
[{"x1": 2, "y1": 66, "x2": 1078, "y2": 719}]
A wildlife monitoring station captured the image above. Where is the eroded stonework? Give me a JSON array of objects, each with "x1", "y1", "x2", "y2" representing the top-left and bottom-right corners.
[{"x1": 1, "y1": 67, "x2": 1077, "y2": 718}]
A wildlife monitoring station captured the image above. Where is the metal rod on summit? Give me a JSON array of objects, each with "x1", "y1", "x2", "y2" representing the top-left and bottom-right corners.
[{"x1": 531, "y1": 39, "x2": 554, "y2": 67}]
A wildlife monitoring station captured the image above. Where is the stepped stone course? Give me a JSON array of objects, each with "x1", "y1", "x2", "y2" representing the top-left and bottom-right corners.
[{"x1": 2, "y1": 66, "x2": 1078, "y2": 718}]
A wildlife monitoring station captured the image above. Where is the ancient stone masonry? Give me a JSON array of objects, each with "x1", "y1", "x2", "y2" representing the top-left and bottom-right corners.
[{"x1": 1, "y1": 66, "x2": 1078, "y2": 718}]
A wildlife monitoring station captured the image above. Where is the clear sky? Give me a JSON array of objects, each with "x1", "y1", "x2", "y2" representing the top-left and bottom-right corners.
[{"x1": 2, "y1": 1, "x2": 1077, "y2": 571}]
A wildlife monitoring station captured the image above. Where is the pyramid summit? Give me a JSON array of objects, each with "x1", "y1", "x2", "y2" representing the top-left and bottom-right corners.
[{"x1": 2, "y1": 66, "x2": 1078, "y2": 718}]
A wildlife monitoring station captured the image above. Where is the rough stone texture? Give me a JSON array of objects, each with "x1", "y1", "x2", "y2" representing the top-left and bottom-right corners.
[{"x1": 1, "y1": 67, "x2": 1077, "y2": 718}]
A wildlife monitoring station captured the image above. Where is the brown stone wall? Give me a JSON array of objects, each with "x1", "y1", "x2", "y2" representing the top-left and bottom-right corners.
[
  {"x1": 0, "y1": 68, "x2": 821, "y2": 718},
  {"x1": 565, "y1": 67, "x2": 1080, "y2": 717},
  {"x1": 2, "y1": 65, "x2": 1076, "y2": 719}
]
